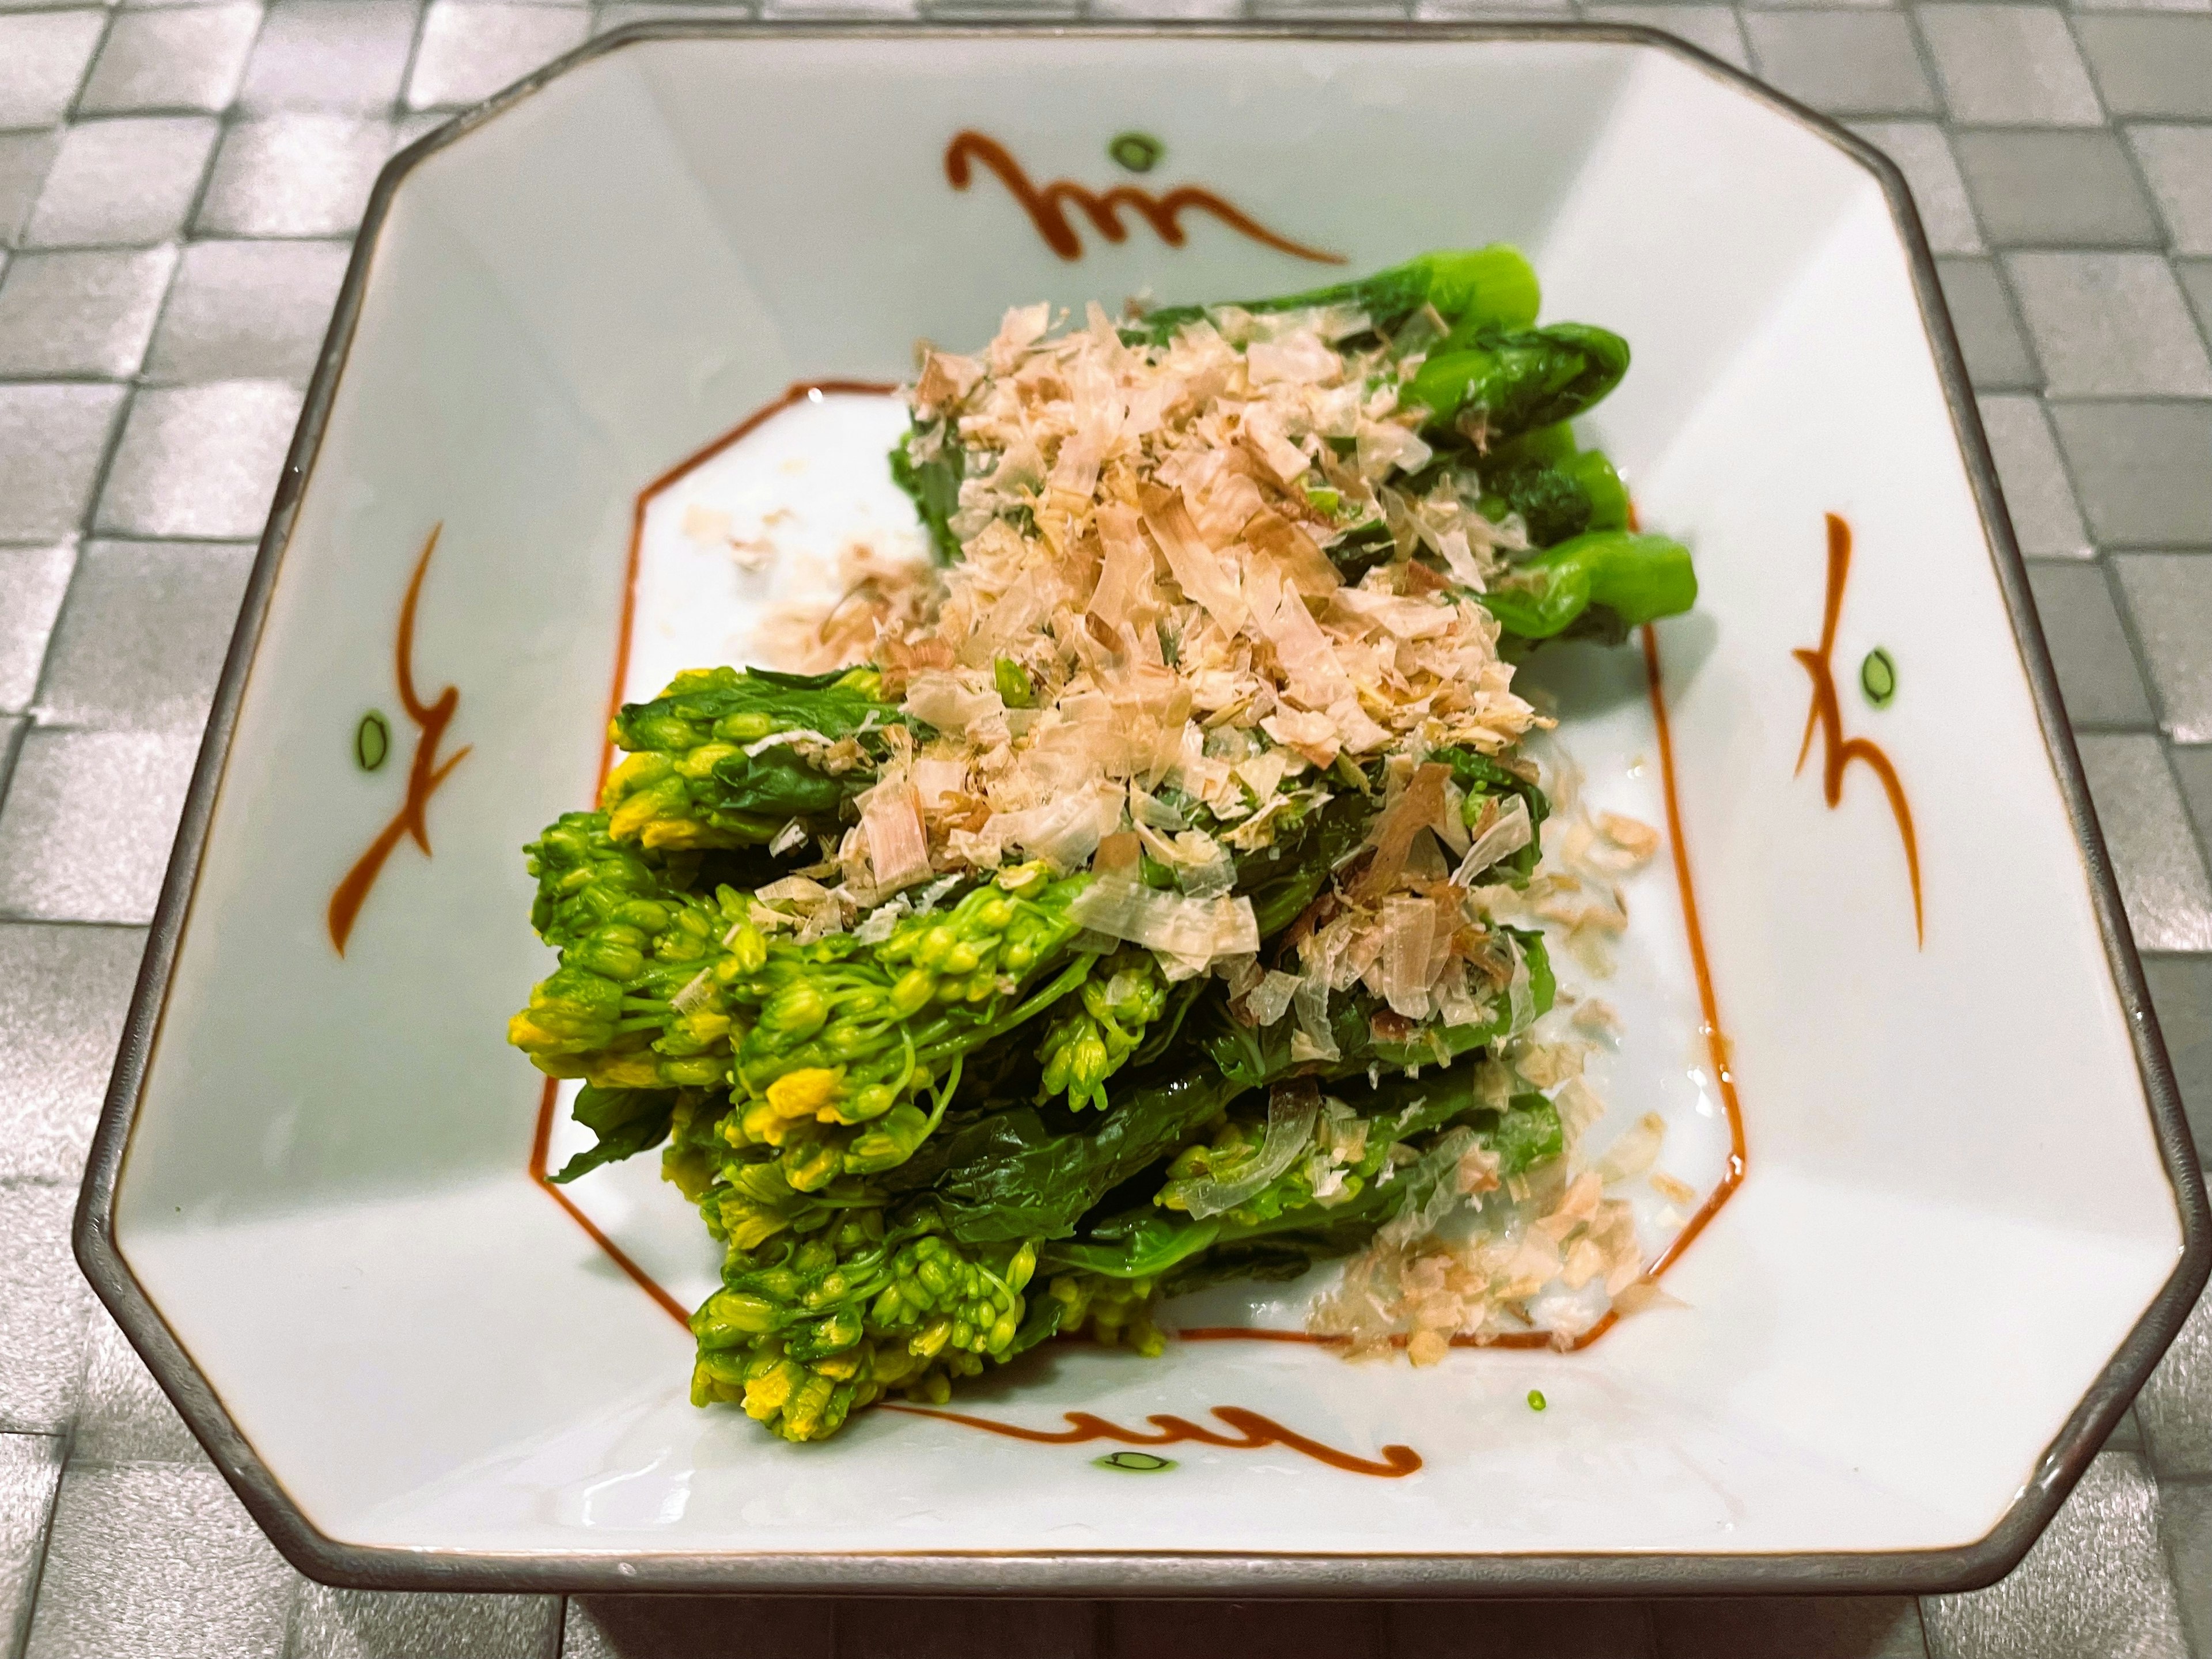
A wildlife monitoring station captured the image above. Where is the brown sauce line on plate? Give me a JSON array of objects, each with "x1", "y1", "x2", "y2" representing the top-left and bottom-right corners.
[
  {"x1": 1792, "y1": 512, "x2": 1923, "y2": 946},
  {"x1": 881, "y1": 1403, "x2": 1421, "y2": 1477},
  {"x1": 531, "y1": 1077, "x2": 692, "y2": 1327},
  {"x1": 944, "y1": 130, "x2": 1346, "y2": 268},
  {"x1": 327, "y1": 524, "x2": 472, "y2": 955}
]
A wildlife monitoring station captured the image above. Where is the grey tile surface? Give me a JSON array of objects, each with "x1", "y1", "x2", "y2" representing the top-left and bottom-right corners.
[
  {"x1": 146, "y1": 238, "x2": 348, "y2": 382},
  {"x1": 0, "y1": 1435, "x2": 62, "y2": 1659},
  {"x1": 0, "y1": 132, "x2": 58, "y2": 246},
  {"x1": 22, "y1": 1462, "x2": 298, "y2": 1659},
  {"x1": 841, "y1": 1599, "x2": 1098, "y2": 1658},
  {"x1": 2049, "y1": 400, "x2": 2212, "y2": 547},
  {"x1": 284, "y1": 1584, "x2": 561, "y2": 1659},
  {"x1": 195, "y1": 113, "x2": 390, "y2": 237},
  {"x1": 562, "y1": 1597, "x2": 836, "y2": 1658},
  {"x1": 239, "y1": 0, "x2": 421, "y2": 113},
  {"x1": 1852, "y1": 122, "x2": 1982, "y2": 255},
  {"x1": 2075, "y1": 732, "x2": 2212, "y2": 950},
  {"x1": 2005, "y1": 252, "x2": 2212, "y2": 396},
  {"x1": 1653, "y1": 1598, "x2": 1926, "y2": 1657},
  {"x1": 36, "y1": 539, "x2": 252, "y2": 728},
  {"x1": 0, "y1": 727, "x2": 200, "y2": 923},
  {"x1": 1919, "y1": 6, "x2": 2104, "y2": 126},
  {"x1": 2158, "y1": 1475, "x2": 2212, "y2": 1659},
  {"x1": 2138, "y1": 1277, "x2": 2212, "y2": 1476},
  {"x1": 0, "y1": 384, "x2": 126, "y2": 541},
  {"x1": 2127, "y1": 124, "x2": 2212, "y2": 257},
  {"x1": 0, "y1": 1180, "x2": 94, "y2": 1435},
  {"x1": 1923, "y1": 1455, "x2": 2187, "y2": 1658},
  {"x1": 96, "y1": 379, "x2": 302, "y2": 539},
  {"x1": 0, "y1": 11, "x2": 107, "y2": 130},
  {"x1": 2181, "y1": 260, "x2": 2212, "y2": 345},
  {"x1": 1935, "y1": 257, "x2": 2040, "y2": 389},
  {"x1": 24, "y1": 116, "x2": 219, "y2": 247},
  {"x1": 0, "y1": 923, "x2": 146, "y2": 1184},
  {"x1": 1107, "y1": 1602, "x2": 1385, "y2": 1659},
  {"x1": 1584, "y1": 5, "x2": 1749, "y2": 65},
  {"x1": 1977, "y1": 393, "x2": 2093, "y2": 558},
  {"x1": 1951, "y1": 129, "x2": 2160, "y2": 248},
  {"x1": 0, "y1": 542, "x2": 74, "y2": 711},
  {"x1": 2133, "y1": 952, "x2": 2212, "y2": 1147},
  {"x1": 2075, "y1": 15, "x2": 2212, "y2": 119},
  {"x1": 70, "y1": 1308, "x2": 202, "y2": 1468},
  {"x1": 404, "y1": 2, "x2": 587, "y2": 108},
  {"x1": 77, "y1": 5, "x2": 264, "y2": 115},
  {"x1": 2116, "y1": 554, "x2": 2212, "y2": 740},
  {"x1": 0, "y1": 245, "x2": 177, "y2": 377},
  {"x1": 1741, "y1": 12, "x2": 1938, "y2": 113},
  {"x1": 2027, "y1": 559, "x2": 2156, "y2": 728},
  {"x1": 1389, "y1": 1599, "x2": 1660, "y2": 1657}
]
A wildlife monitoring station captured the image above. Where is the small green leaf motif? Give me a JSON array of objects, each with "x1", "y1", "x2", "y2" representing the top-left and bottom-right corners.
[
  {"x1": 1108, "y1": 132, "x2": 1164, "y2": 175},
  {"x1": 1527, "y1": 1389, "x2": 1548, "y2": 1412},
  {"x1": 355, "y1": 710, "x2": 392, "y2": 772},
  {"x1": 1861, "y1": 647, "x2": 1897, "y2": 709},
  {"x1": 1094, "y1": 1450, "x2": 1177, "y2": 1473}
]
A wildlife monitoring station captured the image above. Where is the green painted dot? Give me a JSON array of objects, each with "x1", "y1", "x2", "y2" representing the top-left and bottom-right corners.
[
  {"x1": 1108, "y1": 132, "x2": 1164, "y2": 174},
  {"x1": 1527, "y1": 1389, "x2": 1547, "y2": 1412},
  {"x1": 355, "y1": 710, "x2": 391, "y2": 772},
  {"x1": 1861, "y1": 647, "x2": 1897, "y2": 709},
  {"x1": 1094, "y1": 1450, "x2": 1176, "y2": 1473}
]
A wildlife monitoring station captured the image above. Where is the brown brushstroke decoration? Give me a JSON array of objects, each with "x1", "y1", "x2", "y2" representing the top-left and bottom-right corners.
[
  {"x1": 882, "y1": 1403, "x2": 1421, "y2": 1477},
  {"x1": 944, "y1": 130, "x2": 1346, "y2": 267},
  {"x1": 1793, "y1": 513, "x2": 1923, "y2": 948},
  {"x1": 327, "y1": 525, "x2": 472, "y2": 955}
]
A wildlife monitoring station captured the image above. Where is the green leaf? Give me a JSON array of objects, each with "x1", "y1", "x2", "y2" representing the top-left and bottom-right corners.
[{"x1": 550, "y1": 1085, "x2": 679, "y2": 1183}]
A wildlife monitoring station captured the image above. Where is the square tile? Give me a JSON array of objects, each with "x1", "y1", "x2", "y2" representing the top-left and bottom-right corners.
[
  {"x1": 2128, "y1": 124, "x2": 2212, "y2": 256},
  {"x1": 239, "y1": 0, "x2": 420, "y2": 113},
  {"x1": 0, "y1": 131, "x2": 57, "y2": 245},
  {"x1": 2136, "y1": 1277, "x2": 2212, "y2": 1475},
  {"x1": 588, "y1": 0, "x2": 771, "y2": 17},
  {"x1": 1976, "y1": 393, "x2": 2092, "y2": 558},
  {"x1": 0, "y1": 922, "x2": 147, "y2": 1184},
  {"x1": 562, "y1": 1598, "x2": 834, "y2": 1658},
  {"x1": 146, "y1": 238, "x2": 349, "y2": 382},
  {"x1": 0, "y1": 1434, "x2": 62, "y2": 1659},
  {"x1": 96, "y1": 379, "x2": 302, "y2": 539},
  {"x1": 2077, "y1": 15, "x2": 2212, "y2": 118},
  {"x1": 0, "y1": 541, "x2": 74, "y2": 711},
  {"x1": 1918, "y1": 6, "x2": 2104, "y2": 126},
  {"x1": 76, "y1": 4, "x2": 263, "y2": 113},
  {"x1": 0, "y1": 10, "x2": 105, "y2": 129},
  {"x1": 2005, "y1": 252, "x2": 2212, "y2": 396},
  {"x1": 24, "y1": 116, "x2": 219, "y2": 247},
  {"x1": 1584, "y1": 7, "x2": 1749, "y2": 68},
  {"x1": 1950, "y1": 129, "x2": 2159, "y2": 248},
  {"x1": 1741, "y1": 12, "x2": 1938, "y2": 113},
  {"x1": 21, "y1": 1462, "x2": 298, "y2": 1659},
  {"x1": 1922, "y1": 1453, "x2": 2186, "y2": 1658},
  {"x1": 0, "y1": 245, "x2": 176, "y2": 377},
  {"x1": 2116, "y1": 554, "x2": 2212, "y2": 740},
  {"x1": 1410, "y1": 0, "x2": 1574, "y2": 13},
  {"x1": 1935, "y1": 257, "x2": 2039, "y2": 390},
  {"x1": 2143, "y1": 951, "x2": 2212, "y2": 1154},
  {"x1": 71, "y1": 1306, "x2": 203, "y2": 1467},
  {"x1": 0, "y1": 728, "x2": 201, "y2": 924},
  {"x1": 2183, "y1": 259, "x2": 2212, "y2": 344},
  {"x1": 405, "y1": 2, "x2": 588, "y2": 108},
  {"x1": 2075, "y1": 731, "x2": 2212, "y2": 950},
  {"x1": 2027, "y1": 559, "x2": 2155, "y2": 728},
  {"x1": 1106, "y1": 1603, "x2": 1383, "y2": 1659},
  {"x1": 0, "y1": 384, "x2": 127, "y2": 541},
  {"x1": 2159, "y1": 1475, "x2": 2212, "y2": 1659},
  {"x1": 36, "y1": 539, "x2": 253, "y2": 729},
  {"x1": 1653, "y1": 1599, "x2": 1925, "y2": 1658},
  {"x1": 840, "y1": 1600, "x2": 1093, "y2": 1659},
  {"x1": 1850, "y1": 122, "x2": 1982, "y2": 255},
  {"x1": 0, "y1": 1179, "x2": 96, "y2": 1434},
  {"x1": 285, "y1": 1584, "x2": 561, "y2": 1659},
  {"x1": 2051, "y1": 401, "x2": 2212, "y2": 547},
  {"x1": 1389, "y1": 1599, "x2": 1660, "y2": 1657},
  {"x1": 195, "y1": 113, "x2": 391, "y2": 237}
]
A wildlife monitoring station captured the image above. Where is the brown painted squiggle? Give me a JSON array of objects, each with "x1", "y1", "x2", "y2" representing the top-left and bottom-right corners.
[
  {"x1": 945, "y1": 131, "x2": 1346, "y2": 267},
  {"x1": 882, "y1": 1403, "x2": 1421, "y2": 1477},
  {"x1": 1793, "y1": 513, "x2": 1923, "y2": 947},
  {"x1": 328, "y1": 525, "x2": 472, "y2": 955}
]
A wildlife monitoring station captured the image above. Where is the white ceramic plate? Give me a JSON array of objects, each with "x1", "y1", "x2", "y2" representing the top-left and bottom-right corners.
[{"x1": 77, "y1": 22, "x2": 2209, "y2": 1596}]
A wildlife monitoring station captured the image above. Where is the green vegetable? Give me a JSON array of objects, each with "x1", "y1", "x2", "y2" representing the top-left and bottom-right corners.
[
  {"x1": 1404, "y1": 323, "x2": 1631, "y2": 441},
  {"x1": 1036, "y1": 948, "x2": 1171, "y2": 1112},
  {"x1": 1479, "y1": 447, "x2": 1631, "y2": 547},
  {"x1": 1126, "y1": 244, "x2": 1541, "y2": 349},
  {"x1": 551, "y1": 1085, "x2": 681, "y2": 1183},
  {"x1": 1482, "y1": 531, "x2": 1699, "y2": 645},
  {"x1": 891, "y1": 429, "x2": 964, "y2": 565}
]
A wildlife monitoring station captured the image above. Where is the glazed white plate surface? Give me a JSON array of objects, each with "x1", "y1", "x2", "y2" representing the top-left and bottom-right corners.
[{"x1": 101, "y1": 29, "x2": 2191, "y2": 1569}]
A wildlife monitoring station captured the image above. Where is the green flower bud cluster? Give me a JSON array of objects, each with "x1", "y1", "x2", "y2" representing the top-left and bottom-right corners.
[
  {"x1": 601, "y1": 665, "x2": 903, "y2": 852},
  {"x1": 1037, "y1": 948, "x2": 1171, "y2": 1112},
  {"x1": 1047, "y1": 1272, "x2": 1165, "y2": 1357}
]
